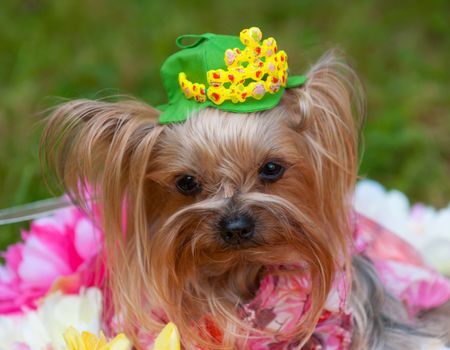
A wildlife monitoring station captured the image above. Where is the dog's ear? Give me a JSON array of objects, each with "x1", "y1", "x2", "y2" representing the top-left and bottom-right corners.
[
  {"x1": 41, "y1": 99, "x2": 164, "y2": 238},
  {"x1": 282, "y1": 49, "x2": 366, "y2": 250},
  {"x1": 41, "y1": 100, "x2": 168, "y2": 341}
]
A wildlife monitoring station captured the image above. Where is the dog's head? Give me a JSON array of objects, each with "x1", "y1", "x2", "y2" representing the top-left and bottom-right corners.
[{"x1": 42, "y1": 50, "x2": 364, "y2": 349}]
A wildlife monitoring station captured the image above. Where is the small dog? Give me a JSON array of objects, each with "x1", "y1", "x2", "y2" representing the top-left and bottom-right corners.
[{"x1": 41, "y1": 31, "x2": 450, "y2": 349}]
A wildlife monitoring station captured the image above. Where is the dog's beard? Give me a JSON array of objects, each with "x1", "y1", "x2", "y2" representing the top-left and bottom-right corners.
[{"x1": 146, "y1": 191, "x2": 336, "y2": 348}]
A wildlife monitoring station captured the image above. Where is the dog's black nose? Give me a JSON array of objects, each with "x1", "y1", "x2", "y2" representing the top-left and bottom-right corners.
[{"x1": 219, "y1": 214, "x2": 255, "y2": 245}]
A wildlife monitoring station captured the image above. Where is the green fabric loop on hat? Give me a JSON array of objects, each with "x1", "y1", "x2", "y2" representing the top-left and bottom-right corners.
[
  {"x1": 157, "y1": 27, "x2": 307, "y2": 124},
  {"x1": 175, "y1": 34, "x2": 212, "y2": 49}
]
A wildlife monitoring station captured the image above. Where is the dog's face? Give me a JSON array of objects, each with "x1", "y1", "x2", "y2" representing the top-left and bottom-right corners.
[
  {"x1": 149, "y1": 108, "x2": 333, "y2": 298},
  {"x1": 43, "y1": 51, "x2": 363, "y2": 348}
]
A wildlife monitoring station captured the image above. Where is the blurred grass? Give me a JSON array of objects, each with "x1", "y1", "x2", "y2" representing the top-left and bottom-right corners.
[{"x1": 0, "y1": 0, "x2": 449, "y2": 250}]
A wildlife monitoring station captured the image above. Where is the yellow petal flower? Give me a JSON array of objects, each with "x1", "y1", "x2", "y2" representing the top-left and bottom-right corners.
[
  {"x1": 64, "y1": 327, "x2": 87, "y2": 350},
  {"x1": 63, "y1": 326, "x2": 131, "y2": 350},
  {"x1": 108, "y1": 334, "x2": 132, "y2": 350},
  {"x1": 153, "y1": 322, "x2": 180, "y2": 350},
  {"x1": 81, "y1": 331, "x2": 107, "y2": 349}
]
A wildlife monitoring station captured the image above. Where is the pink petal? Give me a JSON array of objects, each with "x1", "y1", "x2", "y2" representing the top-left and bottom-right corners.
[
  {"x1": 3, "y1": 244, "x2": 24, "y2": 272},
  {"x1": 18, "y1": 236, "x2": 71, "y2": 288},
  {"x1": 74, "y1": 218, "x2": 101, "y2": 260},
  {"x1": 0, "y1": 283, "x2": 17, "y2": 299},
  {"x1": 13, "y1": 342, "x2": 32, "y2": 350}
]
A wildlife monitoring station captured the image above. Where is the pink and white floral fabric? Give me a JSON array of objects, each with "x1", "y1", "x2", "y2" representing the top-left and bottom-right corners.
[
  {"x1": 240, "y1": 267, "x2": 352, "y2": 349},
  {"x1": 230, "y1": 213, "x2": 450, "y2": 349},
  {"x1": 354, "y1": 214, "x2": 450, "y2": 318}
]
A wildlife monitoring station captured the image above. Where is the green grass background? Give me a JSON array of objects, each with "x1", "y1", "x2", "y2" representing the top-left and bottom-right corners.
[{"x1": 0, "y1": 0, "x2": 449, "y2": 250}]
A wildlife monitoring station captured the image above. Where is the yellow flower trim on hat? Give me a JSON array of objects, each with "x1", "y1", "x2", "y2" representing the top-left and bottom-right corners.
[
  {"x1": 179, "y1": 27, "x2": 288, "y2": 105},
  {"x1": 179, "y1": 73, "x2": 207, "y2": 103}
]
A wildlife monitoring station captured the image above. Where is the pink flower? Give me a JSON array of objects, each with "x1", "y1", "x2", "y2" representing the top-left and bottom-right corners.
[{"x1": 0, "y1": 206, "x2": 103, "y2": 315}]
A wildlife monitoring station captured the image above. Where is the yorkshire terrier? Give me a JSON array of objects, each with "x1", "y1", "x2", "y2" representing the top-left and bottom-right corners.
[{"x1": 41, "y1": 28, "x2": 450, "y2": 349}]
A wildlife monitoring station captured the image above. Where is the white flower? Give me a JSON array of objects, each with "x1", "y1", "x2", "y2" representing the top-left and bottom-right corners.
[
  {"x1": 354, "y1": 180, "x2": 410, "y2": 238},
  {"x1": 0, "y1": 287, "x2": 102, "y2": 350}
]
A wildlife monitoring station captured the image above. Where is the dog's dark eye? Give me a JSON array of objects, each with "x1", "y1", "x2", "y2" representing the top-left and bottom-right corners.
[
  {"x1": 259, "y1": 161, "x2": 285, "y2": 182},
  {"x1": 175, "y1": 175, "x2": 201, "y2": 195}
]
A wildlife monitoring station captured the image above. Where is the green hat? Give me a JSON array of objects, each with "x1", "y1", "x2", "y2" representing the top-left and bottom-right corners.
[{"x1": 158, "y1": 27, "x2": 307, "y2": 124}]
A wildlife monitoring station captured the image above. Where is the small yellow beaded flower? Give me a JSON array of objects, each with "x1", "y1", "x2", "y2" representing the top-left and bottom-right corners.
[{"x1": 179, "y1": 27, "x2": 288, "y2": 106}]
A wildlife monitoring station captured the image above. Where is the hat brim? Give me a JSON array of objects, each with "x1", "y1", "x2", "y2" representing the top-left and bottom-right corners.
[{"x1": 158, "y1": 93, "x2": 211, "y2": 124}]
